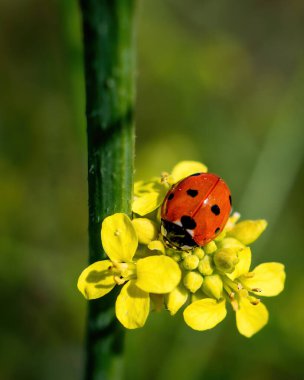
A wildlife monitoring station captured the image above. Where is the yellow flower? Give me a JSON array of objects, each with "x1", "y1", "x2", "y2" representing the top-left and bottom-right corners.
[
  {"x1": 132, "y1": 161, "x2": 208, "y2": 216},
  {"x1": 182, "y1": 221, "x2": 286, "y2": 337},
  {"x1": 77, "y1": 213, "x2": 181, "y2": 329},
  {"x1": 78, "y1": 160, "x2": 286, "y2": 337}
]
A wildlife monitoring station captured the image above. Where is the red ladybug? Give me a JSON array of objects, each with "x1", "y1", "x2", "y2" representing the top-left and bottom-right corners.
[{"x1": 161, "y1": 173, "x2": 232, "y2": 250}]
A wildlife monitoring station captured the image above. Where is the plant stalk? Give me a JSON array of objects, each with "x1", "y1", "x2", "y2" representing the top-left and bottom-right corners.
[{"x1": 80, "y1": 0, "x2": 135, "y2": 379}]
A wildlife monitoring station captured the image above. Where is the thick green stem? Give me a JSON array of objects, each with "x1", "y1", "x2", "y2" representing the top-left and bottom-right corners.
[{"x1": 80, "y1": 1, "x2": 135, "y2": 379}]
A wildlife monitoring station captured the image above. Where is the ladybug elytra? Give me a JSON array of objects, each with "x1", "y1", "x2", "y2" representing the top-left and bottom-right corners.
[{"x1": 161, "y1": 173, "x2": 232, "y2": 250}]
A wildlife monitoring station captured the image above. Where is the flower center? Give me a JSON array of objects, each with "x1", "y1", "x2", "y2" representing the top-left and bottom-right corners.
[
  {"x1": 222, "y1": 276, "x2": 261, "y2": 310},
  {"x1": 108, "y1": 261, "x2": 137, "y2": 284}
]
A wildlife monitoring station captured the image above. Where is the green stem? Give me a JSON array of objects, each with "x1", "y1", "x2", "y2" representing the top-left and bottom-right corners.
[{"x1": 80, "y1": 1, "x2": 136, "y2": 379}]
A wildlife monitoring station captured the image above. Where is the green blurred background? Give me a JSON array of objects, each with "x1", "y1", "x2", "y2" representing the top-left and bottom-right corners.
[{"x1": 1, "y1": 0, "x2": 304, "y2": 379}]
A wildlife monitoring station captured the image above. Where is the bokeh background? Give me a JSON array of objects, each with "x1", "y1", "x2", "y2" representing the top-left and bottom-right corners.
[{"x1": 1, "y1": 0, "x2": 304, "y2": 379}]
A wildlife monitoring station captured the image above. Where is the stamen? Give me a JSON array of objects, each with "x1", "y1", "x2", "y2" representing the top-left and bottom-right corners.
[
  {"x1": 114, "y1": 275, "x2": 126, "y2": 285},
  {"x1": 243, "y1": 271, "x2": 255, "y2": 279},
  {"x1": 231, "y1": 299, "x2": 239, "y2": 311},
  {"x1": 223, "y1": 276, "x2": 239, "y2": 293},
  {"x1": 223, "y1": 283, "x2": 235, "y2": 299},
  {"x1": 252, "y1": 288, "x2": 262, "y2": 293},
  {"x1": 160, "y1": 172, "x2": 172, "y2": 187},
  {"x1": 248, "y1": 295, "x2": 260, "y2": 305},
  {"x1": 239, "y1": 288, "x2": 248, "y2": 298}
]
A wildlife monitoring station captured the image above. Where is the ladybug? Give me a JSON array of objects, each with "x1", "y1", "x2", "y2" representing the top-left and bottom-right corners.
[{"x1": 161, "y1": 173, "x2": 232, "y2": 250}]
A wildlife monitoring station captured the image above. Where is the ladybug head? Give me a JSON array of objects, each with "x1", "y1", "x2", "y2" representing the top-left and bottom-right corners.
[{"x1": 161, "y1": 219, "x2": 198, "y2": 251}]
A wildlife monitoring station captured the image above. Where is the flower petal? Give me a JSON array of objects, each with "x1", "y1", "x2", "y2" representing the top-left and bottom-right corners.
[
  {"x1": 115, "y1": 280, "x2": 150, "y2": 329},
  {"x1": 132, "y1": 179, "x2": 167, "y2": 216},
  {"x1": 227, "y1": 247, "x2": 252, "y2": 281},
  {"x1": 136, "y1": 256, "x2": 181, "y2": 294},
  {"x1": 148, "y1": 240, "x2": 165, "y2": 254},
  {"x1": 132, "y1": 218, "x2": 158, "y2": 245},
  {"x1": 217, "y1": 237, "x2": 245, "y2": 250},
  {"x1": 132, "y1": 192, "x2": 163, "y2": 216},
  {"x1": 224, "y1": 212, "x2": 241, "y2": 231},
  {"x1": 236, "y1": 298, "x2": 269, "y2": 337},
  {"x1": 227, "y1": 220, "x2": 267, "y2": 245},
  {"x1": 77, "y1": 260, "x2": 115, "y2": 300},
  {"x1": 166, "y1": 284, "x2": 188, "y2": 315},
  {"x1": 171, "y1": 161, "x2": 208, "y2": 183},
  {"x1": 240, "y1": 263, "x2": 285, "y2": 297},
  {"x1": 101, "y1": 213, "x2": 138, "y2": 262},
  {"x1": 134, "y1": 178, "x2": 162, "y2": 196},
  {"x1": 183, "y1": 299, "x2": 227, "y2": 331}
]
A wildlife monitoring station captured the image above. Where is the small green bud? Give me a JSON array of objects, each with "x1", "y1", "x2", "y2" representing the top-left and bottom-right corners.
[
  {"x1": 204, "y1": 241, "x2": 217, "y2": 254},
  {"x1": 198, "y1": 255, "x2": 214, "y2": 275},
  {"x1": 166, "y1": 248, "x2": 182, "y2": 261},
  {"x1": 201, "y1": 275, "x2": 223, "y2": 300},
  {"x1": 172, "y1": 253, "x2": 181, "y2": 262},
  {"x1": 213, "y1": 248, "x2": 239, "y2": 273},
  {"x1": 214, "y1": 230, "x2": 226, "y2": 242},
  {"x1": 183, "y1": 271, "x2": 204, "y2": 293},
  {"x1": 181, "y1": 251, "x2": 191, "y2": 259},
  {"x1": 182, "y1": 255, "x2": 199, "y2": 270},
  {"x1": 193, "y1": 247, "x2": 205, "y2": 259}
]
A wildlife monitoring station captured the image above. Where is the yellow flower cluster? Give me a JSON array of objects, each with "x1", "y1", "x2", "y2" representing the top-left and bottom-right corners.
[{"x1": 78, "y1": 161, "x2": 285, "y2": 337}]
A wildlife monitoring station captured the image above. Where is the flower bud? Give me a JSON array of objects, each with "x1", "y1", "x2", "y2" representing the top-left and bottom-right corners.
[
  {"x1": 172, "y1": 253, "x2": 181, "y2": 262},
  {"x1": 183, "y1": 271, "x2": 204, "y2": 293},
  {"x1": 217, "y1": 237, "x2": 245, "y2": 250},
  {"x1": 201, "y1": 275, "x2": 223, "y2": 300},
  {"x1": 193, "y1": 247, "x2": 205, "y2": 259},
  {"x1": 204, "y1": 241, "x2": 217, "y2": 254},
  {"x1": 198, "y1": 255, "x2": 214, "y2": 275},
  {"x1": 213, "y1": 248, "x2": 239, "y2": 273},
  {"x1": 181, "y1": 251, "x2": 191, "y2": 259},
  {"x1": 132, "y1": 218, "x2": 158, "y2": 244},
  {"x1": 182, "y1": 255, "x2": 199, "y2": 270},
  {"x1": 214, "y1": 230, "x2": 226, "y2": 242},
  {"x1": 166, "y1": 284, "x2": 188, "y2": 315},
  {"x1": 227, "y1": 220, "x2": 267, "y2": 245}
]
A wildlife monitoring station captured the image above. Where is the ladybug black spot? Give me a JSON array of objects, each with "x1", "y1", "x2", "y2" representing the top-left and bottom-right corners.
[
  {"x1": 190, "y1": 173, "x2": 201, "y2": 176},
  {"x1": 215, "y1": 227, "x2": 220, "y2": 234},
  {"x1": 229, "y1": 195, "x2": 232, "y2": 206},
  {"x1": 211, "y1": 204, "x2": 220, "y2": 215},
  {"x1": 181, "y1": 215, "x2": 197, "y2": 230},
  {"x1": 168, "y1": 193, "x2": 174, "y2": 200},
  {"x1": 187, "y1": 189, "x2": 198, "y2": 197}
]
